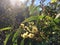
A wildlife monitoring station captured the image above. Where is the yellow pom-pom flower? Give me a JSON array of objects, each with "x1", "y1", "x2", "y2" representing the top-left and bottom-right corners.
[
  {"x1": 28, "y1": 33, "x2": 35, "y2": 38},
  {"x1": 32, "y1": 26, "x2": 38, "y2": 33},
  {"x1": 21, "y1": 32, "x2": 28, "y2": 38},
  {"x1": 20, "y1": 23, "x2": 24, "y2": 28}
]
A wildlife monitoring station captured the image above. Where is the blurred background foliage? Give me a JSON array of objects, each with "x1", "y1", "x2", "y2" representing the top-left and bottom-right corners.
[{"x1": 0, "y1": 0, "x2": 60, "y2": 45}]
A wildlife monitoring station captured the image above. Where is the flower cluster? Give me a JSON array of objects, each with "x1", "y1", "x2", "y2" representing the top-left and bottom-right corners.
[
  {"x1": 20, "y1": 22, "x2": 39, "y2": 39},
  {"x1": 20, "y1": 18, "x2": 57, "y2": 42},
  {"x1": 20, "y1": 20, "x2": 57, "y2": 42},
  {"x1": 21, "y1": 32, "x2": 34, "y2": 39},
  {"x1": 20, "y1": 21, "x2": 49, "y2": 42}
]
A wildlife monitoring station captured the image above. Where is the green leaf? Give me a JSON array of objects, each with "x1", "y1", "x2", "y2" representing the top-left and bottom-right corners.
[
  {"x1": 13, "y1": 40, "x2": 17, "y2": 45},
  {"x1": 20, "y1": 39, "x2": 25, "y2": 45},
  {"x1": 4, "y1": 33, "x2": 12, "y2": 45},
  {"x1": 30, "y1": 5, "x2": 40, "y2": 15},
  {"x1": 0, "y1": 27, "x2": 12, "y2": 31},
  {"x1": 53, "y1": 26, "x2": 60, "y2": 30},
  {"x1": 38, "y1": 15, "x2": 45, "y2": 20},
  {"x1": 22, "y1": 15, "x2": 45, "y2": 23},
  {"x1": 22, "y1": 16, "x2": 38, "y2": 23},
  {"x1": 54, "y1": 18, "x2": 60, "y2": 24},
  {"x1": 12, "y1": 28, "x2": 22, "y2": 45}
]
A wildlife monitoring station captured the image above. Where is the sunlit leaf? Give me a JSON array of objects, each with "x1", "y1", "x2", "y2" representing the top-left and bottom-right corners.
[{"x1": 51, "y1": 0, "x2": 57, "y2": 3}]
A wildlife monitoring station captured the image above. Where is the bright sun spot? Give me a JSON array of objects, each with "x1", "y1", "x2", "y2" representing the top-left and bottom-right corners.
[{"x1": 10, "y1": 0, "x2": 26, "y2": 6}]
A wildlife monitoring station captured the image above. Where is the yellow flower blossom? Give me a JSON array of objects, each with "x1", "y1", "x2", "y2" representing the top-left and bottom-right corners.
[
  {"x1": 20, "y1": 23, "x2": 24, "y2": 28},
  {"x1": 28, "y1": 22, "x2": 31, "y2": 25},
  {"x1": 32, "y1": 26, "x2": 38, "y2": 33},
  {"x1": 28, "y1": 22, "x2": 34, "y2": 25},
  {"x1": 28, "y1": 33, "x2": 34, "y2": 38},
  {"x1": 21, "y1": 32, "x2": 28, "y2": 38},
  {"x1": 30, "y1": 22, "x2": 34, "y2": 25},
  {"x1": 24, "y1": 26, "x2": 31, "y2": 32}
]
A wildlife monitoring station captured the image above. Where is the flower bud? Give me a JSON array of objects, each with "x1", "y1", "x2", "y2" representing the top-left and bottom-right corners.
[
  {"x1": 20, "y1": 23, "x2": 24, "y2": 28},
  {"x1": 52, "y1": 32, "x2": 56, "y2": 34}
]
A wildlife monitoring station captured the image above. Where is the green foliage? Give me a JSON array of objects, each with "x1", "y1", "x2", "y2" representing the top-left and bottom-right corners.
[
  {"x1": 12, "y1": 28, "x2": 22, "y2": 45},
  {"x1": 20, "y1": 39, "x2": 25, "y2": 45},
  {"x1": 0, "y1": 27, "x2": 12, "y2": 31},
  {"x1": 30, "y1": 5, "x2": 40, "y2": 15},
  {"x1": 4, "y1": 33, "x2": 12, "y2": 45},
  {"x1": 22, "y1": 15, "x2": 45, "y2": 23}
]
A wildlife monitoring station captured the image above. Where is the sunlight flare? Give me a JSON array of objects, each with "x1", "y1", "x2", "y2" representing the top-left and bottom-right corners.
[{"x1": 10, "y1": 0, "x2": 26, "y2": 6}]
